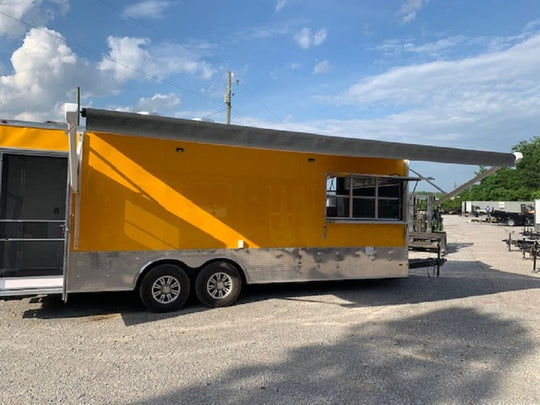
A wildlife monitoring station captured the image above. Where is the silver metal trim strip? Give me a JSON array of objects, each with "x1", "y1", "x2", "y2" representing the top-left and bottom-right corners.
[
  {"x1": 327, "y1": 172, "x2": 421, "y2": 181},
  {"x1": 0, "y1": 287, "x2": 63, "y2": 297},
  {"x1": 0, "y1": 275, "x2": 63, "y2": 296},
  {"x1": 71, "y1": 132, "x2": 83, "y2": 250},
  {"x1": 66, "y1": 246, "x2": 409, "y2": 293},
  {"x1": 0, "y1": 148, "x2": 68, "y2": 158}
]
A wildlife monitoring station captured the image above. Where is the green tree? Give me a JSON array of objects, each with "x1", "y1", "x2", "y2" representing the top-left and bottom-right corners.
[{"x1": 459, "y1": 137, "x2": 540, "y2": 201}]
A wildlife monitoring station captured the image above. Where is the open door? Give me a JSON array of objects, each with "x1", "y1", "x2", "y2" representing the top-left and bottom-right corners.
[{"x1": 0, "y1": 152, "x2": 67, "y2": 296}]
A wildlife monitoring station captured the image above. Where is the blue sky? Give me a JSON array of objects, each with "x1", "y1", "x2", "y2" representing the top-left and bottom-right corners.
[{"x1": 1, "y1": 0, "x2": 540, "y2": 191}]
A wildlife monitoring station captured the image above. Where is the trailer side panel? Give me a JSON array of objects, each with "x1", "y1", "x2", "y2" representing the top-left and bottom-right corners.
[{"x1": 66, "y1": 130, "x2": 409, "y2": 292}]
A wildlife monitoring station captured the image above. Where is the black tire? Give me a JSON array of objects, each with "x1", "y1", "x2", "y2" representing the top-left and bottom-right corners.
[
  {"x1": 139, "y1": 264, "x2": 190, "y2": 312},
  {"x1": 507, "y1": 218, "x2": 516, "y2": 226},
  {"x1": 195, "y1": 261, "x2": 242, "y2": 308},
  {"x1": 524, "y1": 217, "x2": 533, "y2": 226}
]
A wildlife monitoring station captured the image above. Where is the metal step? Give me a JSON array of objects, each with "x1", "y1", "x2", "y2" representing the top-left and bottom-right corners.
[{"x1": 0, "y1": 276, "x2": 63, "y2": 297}]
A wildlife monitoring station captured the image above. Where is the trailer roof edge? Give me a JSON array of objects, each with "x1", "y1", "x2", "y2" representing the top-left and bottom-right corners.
[
  {"x1": 82, "y1": 108, "x2": 518, "y2": 167},
  {"x1": 1, "y1": 118, "x2": 67, "y2": 131}
]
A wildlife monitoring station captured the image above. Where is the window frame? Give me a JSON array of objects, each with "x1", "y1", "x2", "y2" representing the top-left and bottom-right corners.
[{"x1": 325, "y1": 172, "x2": 410, "y2": 223}]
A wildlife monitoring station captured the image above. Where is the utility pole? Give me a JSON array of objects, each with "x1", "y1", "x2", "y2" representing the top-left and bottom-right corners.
[
  {"x1": 225, "y1": 70, "x2": 232, "y2": 125},
  {"x1": 76, "y1": 86, "x2": 81, "y2": 125}
]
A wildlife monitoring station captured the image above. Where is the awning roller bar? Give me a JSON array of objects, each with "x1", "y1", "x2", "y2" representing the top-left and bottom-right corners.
[{"x1": 82, "y1": 108, "x2": 519, "y2": 167}]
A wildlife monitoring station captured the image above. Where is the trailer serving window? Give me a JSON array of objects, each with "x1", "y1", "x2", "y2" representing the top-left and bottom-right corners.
[{"x1": 326, "y1": 174, "x2": 404, "y2": 221}]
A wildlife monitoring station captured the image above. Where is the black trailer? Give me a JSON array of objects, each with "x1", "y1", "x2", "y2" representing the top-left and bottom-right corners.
[{"x1": 492, "y1": 210, "x2": 534, "y2": 226}]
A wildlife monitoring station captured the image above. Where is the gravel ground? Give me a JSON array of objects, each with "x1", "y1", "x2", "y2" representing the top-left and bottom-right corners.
[{"x1": 0, "y1": 215, "x2": 539, "y2": 404}]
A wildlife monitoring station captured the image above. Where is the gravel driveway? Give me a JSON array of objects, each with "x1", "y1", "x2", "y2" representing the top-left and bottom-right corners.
[{"x1": 1, "y1": 215, "x2": 539, "y2": 404}]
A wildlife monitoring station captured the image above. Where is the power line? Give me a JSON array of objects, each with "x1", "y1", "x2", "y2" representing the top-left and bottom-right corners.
[
  {"x1": 98, "y1": 0, "x2": 178, "y2": 42},
  {"x1": 96, "y1": 1, "x2": 278, "y2": 123},
  {"x1": 2, "y1": 8, "x2": 281, "y2": 123},
  {"x1": 0, "y1": 9, "x2": 221, "y2": 105},
  {"x1": 97, "y1": 0, "x2": 223, "y2": 68},
  {"x1": 238, "y1": 81, "x2": 280, "y2": 122},
  {"x1": 201, "y1": 108, "x2": 227, "y2": 120}
]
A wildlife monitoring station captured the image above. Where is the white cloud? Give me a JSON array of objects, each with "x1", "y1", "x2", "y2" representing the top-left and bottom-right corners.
[
  {"x1": 233, "y1": 20, "x2": 303, "y2": 44},
  {"x1": 375, "y1": 35, "x2": 467, "y2": 58},
  {"x1": 136, "y1": 92, "x2": 181, "y2": 113},
  {"x1": 294, "y1": 28, "x2": 327, "y2": 49},
  {"x1": 294, "y1": 28, "x2": 311, "y2": 49},
  {"x1": 396, "y1": 0, "x2": 429, "y2": 24},
  {"x1": 99, "y1": 37, "x2": 216, "y2": 82},
  {"x1": 0, "y1": 0, "x2": 69, "y2": 38},
  {"x1": 338, "y1": 34, "x2": 540, "y2": 109},
  {"x1": 242, "y1": 24, "x2": 291, "y2": 41},
  {"x1": 0, "y1": 28, "x2": 97, "y2": 121},
  {"x1": 276, "y1": 0, "x2": 288, "y2": 12},
  {"x1": 313, "y1": 29, "x2": 327, "y2": 46},
  {"x1": 288, "y1": 62, "x2": 300, "y2": 70},
  {"x1": 270, "y1": 62, "x2": 301, "y2": 79},
  {"x1": 313, "y1": 60, "x2": 332, "y2": 75},
  {"x1": 409, "y1": 36, "x2": 467, "y2": 54},
  {"x1": 152, "y1": 42, "x2": 216, "y2": 79},
  {"x1": 99, "y1": 37, "x2": 151, "y2": 82},
  {"x1": 304, "y1": 32, "x2": 540, "y2": 159},
  {"x1": 275, "y1": 0, "x2": 301, "y2": 12},
  {"x1": 123, "y1": 0, "x2": 173, "y2": 19},
  {"x1": 0, "y1": 28, "x2": 214, "y2": 121}
]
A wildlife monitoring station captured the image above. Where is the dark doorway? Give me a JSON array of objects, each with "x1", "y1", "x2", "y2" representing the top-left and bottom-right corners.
[{"x1": 0, "y1": 154, "x2": 67, "y2": 277}]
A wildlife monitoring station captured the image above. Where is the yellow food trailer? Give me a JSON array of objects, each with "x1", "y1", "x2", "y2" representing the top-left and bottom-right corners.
[{"x1": 0, "y1": 106, "x2": 520, "y2": 311}]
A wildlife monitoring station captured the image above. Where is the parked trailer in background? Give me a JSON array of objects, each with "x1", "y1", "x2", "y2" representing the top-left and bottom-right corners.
[
  {"x1": 491, "y1": 210, "x2": 534, "y2": 226},
  {"x1": 0, "y1": 106, "x2": 521, "y2": 312},
  {"x1": 462, "y1": 200, "x2": 533, "y2": 217}
]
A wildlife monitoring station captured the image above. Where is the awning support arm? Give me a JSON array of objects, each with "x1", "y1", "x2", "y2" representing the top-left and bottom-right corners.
[
  {"x1": 409, "y1": 168, "x2": 448, "y2": 195},
  {"x1": 64, "y1": 103, "x2": 80, "y2": 193},
  {"x1": 437, "y1": 166, "x2": 502, "y2": 205}
]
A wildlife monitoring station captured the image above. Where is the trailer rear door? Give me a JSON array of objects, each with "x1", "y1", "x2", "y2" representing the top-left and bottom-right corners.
[{"x1": 0, "y1": 153, "x2": 67, "y2": 296}]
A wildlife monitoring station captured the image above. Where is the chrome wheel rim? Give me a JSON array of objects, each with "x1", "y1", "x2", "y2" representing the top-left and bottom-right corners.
[
  {"x1": 207, "y1": 272, "x2": 233, "y2": 299},
  {"x1": 152, "y1": 275, "x2": 181, "y2": 304}
]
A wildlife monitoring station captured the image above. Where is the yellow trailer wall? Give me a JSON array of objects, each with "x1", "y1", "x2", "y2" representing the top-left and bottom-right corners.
[
  {"x1": 0, "y1": 125, "x2": 68, "y2": 152},
  {"x1": 75, "y1": 131, "x2": 407, "y2": 252}
]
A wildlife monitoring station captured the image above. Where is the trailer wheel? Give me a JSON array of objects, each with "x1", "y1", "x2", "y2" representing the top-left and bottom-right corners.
[
  {"x1": 139, "y1": 264, "x2": 190, "y2": 312},
  {"x1": 195, "y1": 261, "x2": 242, "y2": 308},
  {"x1": 507, "y1": 218, "x2": 516, "y2": 226}
]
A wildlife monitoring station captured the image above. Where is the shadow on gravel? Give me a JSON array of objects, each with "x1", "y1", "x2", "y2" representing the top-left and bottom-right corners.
[
  {"x1": 445, "y1": 242, "x2": 474, "y2": 253},
  {"x1": 21, "y1": 292, "x2": 206, "y2": 325},
  {"x1": 239, "y1": 260, "x2": 540, "y2": 309},
  {"x1": 17, "y1": 259, "x2": 540, "y2": 325},
  {"x1": 130, "y1": 307, "x2": 535, "y2": 404}
]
